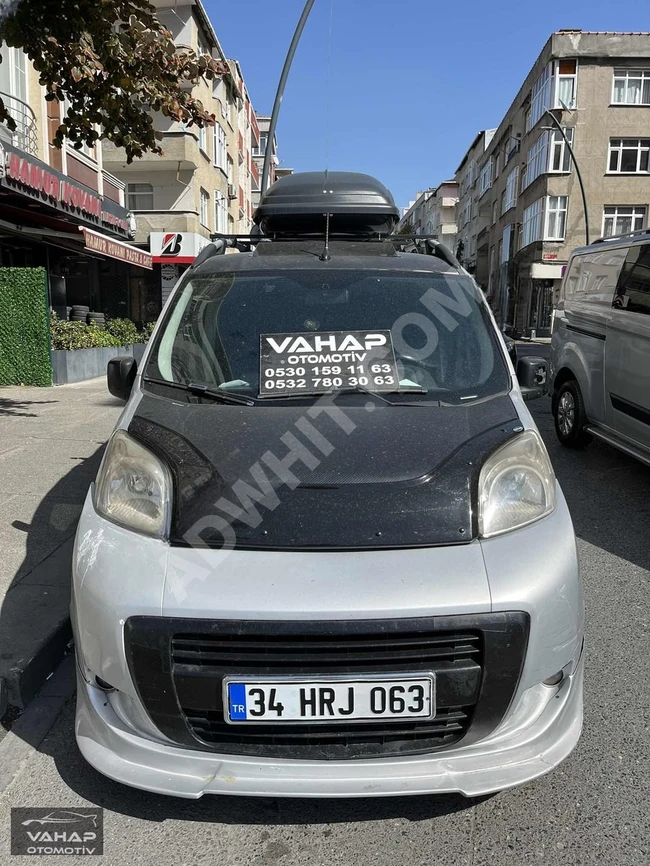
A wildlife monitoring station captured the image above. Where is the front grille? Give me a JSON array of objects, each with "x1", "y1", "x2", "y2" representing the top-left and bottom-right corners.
[
  {"x1": 171, "y1": 628, "x2": 480, "y2": 758},
  {"x1": 125, "y1": 613, "x2": 529, "y2": 761},
  {"x1": 171, "y1": 630, "x2": 482, "y2": 670}
]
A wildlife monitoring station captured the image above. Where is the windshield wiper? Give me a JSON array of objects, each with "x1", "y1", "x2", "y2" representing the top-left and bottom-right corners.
[
  {"x1": 142, "y1": 376, "x2": 256, "y2": 406},
  {"x1": 257, "y1": 385, "x2": 433, "y2": 406},
  {"x1": 338, "y1": 384, "x2": 428, "y2": 406}
]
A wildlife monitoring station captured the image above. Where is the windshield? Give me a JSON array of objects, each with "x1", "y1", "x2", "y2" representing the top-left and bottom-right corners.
[{"x1": 144, "y1": 269, "x2": 510, "y2": 404}]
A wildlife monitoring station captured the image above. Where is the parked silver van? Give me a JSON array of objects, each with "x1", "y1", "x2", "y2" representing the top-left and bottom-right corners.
[
  {"x1": 551, "y1": 228, "x2": 650, "y2": 464},
  {"x1": 72, "y1": 173, "x2": 584, "y2": 799}
]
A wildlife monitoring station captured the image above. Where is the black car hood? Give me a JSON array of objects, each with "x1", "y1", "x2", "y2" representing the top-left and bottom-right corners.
[{"x1": 129, "y1": 392, "x2": 520, "y2": 550}]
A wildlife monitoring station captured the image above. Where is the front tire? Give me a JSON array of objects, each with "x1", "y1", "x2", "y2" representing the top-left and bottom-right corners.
[{"x1": 553, "y1": 380, "x2": 593, "y2": 448}]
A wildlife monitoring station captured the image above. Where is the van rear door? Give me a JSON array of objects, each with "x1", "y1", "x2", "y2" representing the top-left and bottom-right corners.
[{"x1": 605, "y1": 242, "x2": 650, "y2": 449}]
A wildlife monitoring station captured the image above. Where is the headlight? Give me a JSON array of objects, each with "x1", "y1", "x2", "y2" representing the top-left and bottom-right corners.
[
  {"x1": 479, "y1": 429, "x2": 556, "y2": 538},
  {"x1": 94, "y1": 430, "x2": 172, "y2": 538}
]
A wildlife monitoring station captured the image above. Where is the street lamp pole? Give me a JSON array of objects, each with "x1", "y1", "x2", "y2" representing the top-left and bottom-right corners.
[
  {"x1": 543, "y1": 108, "x2": 590, "y2": 246},
  {"x1": 261, "y1": 0, "x2": 318, "y2": 195}
]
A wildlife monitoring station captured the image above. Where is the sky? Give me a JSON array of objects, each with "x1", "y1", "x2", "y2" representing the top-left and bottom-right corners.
[{"x1": 208, "y1": 0, "x2": 649, "y2": 209}]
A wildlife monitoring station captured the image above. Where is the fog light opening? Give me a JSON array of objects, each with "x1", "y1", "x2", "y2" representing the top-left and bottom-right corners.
[
  {"x1": 543, "y1": 670, "x2": 564, "y2": 687},
  {"x1": 94, "y1": 676, "x2": 116, "y2": 692}
]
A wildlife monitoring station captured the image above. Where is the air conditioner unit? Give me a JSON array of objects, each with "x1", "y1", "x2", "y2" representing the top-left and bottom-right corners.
[{"x1": 228, "y1": 184, "x2": 237, "y2": 200}]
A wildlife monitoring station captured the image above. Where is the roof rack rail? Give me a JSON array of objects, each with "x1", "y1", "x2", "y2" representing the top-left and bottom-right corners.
[
  {"x1": 591, "y1": 226, "x2": 650, "y2": 245},
  {"x1": 387, "y1": 234, "x2": 462, "y2": 268},
  {"x1": 190, "y1": 231, "x2": 463, "y2": 270},
  {"x1": 192, "y1": 238, "x2": 228, "y2": 267}
]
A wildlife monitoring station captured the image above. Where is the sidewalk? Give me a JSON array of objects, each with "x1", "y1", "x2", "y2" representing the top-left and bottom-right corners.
[{"x1": 0, "y1": 378, "x2": 123, "y2": 716}]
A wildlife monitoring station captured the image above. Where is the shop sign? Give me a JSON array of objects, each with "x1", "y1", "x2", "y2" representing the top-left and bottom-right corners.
[
  {"x1": 150, "y1": 232, "x2": 210, "y2": 264},
  {"x1": 82, "y1": 228, "x2": 152, "y2": 269},
  {"x1": 0, "y1": 142, "x2": 132, "y2": 237}
]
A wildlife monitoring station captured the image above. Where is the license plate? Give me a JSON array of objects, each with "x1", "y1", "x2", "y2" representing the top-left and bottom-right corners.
[{"x1": 223, "y1": 674, "x2": 435, "y2": 724}]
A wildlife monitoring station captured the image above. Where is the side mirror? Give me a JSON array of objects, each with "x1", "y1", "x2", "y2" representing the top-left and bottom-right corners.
[
  {"x1": 516, "y1": 356, "x2": 548, "y2": 401},
  {"x1": 107, "y1": 356, "x2": 137, "y2": 401}
]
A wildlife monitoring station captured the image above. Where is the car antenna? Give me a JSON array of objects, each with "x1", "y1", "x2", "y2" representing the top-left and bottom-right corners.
[
  {"x1": 319, "y1": 210, "x2": 332, "y2": 262},
  {"x1": 319, "y1": 167, "x2": 332, "y2": 262}
]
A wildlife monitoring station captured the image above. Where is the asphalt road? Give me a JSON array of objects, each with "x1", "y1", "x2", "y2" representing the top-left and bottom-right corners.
[{"x1": 1, "y1": 392, "x2": 649, "y2": 866}]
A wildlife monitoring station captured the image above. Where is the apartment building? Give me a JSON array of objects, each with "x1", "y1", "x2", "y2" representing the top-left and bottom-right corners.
[
  {"x1": 228, "y1": 59, "x2": 261, "y2": 233},
  {"x1": 0, "y1": 44, "x2": 148, "y2": 321},
  {"x1": 102, "y1": 0, "x2": 261, "y2": 309},
  {"x1": 456, "y1": 30, "x2": 650, "y2": 337},
  {"x1": 455, "y1": 129, "x2": 496, "y2": 283},
  {"x1": 250, "y1": 115, "x2": 295, "y2": 210},
  {"x1": 397, "y1": 181, "x2": 460, "y2": 250}
]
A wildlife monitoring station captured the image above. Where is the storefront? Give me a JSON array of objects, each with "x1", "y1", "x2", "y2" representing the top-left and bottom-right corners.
[
  {"x1": 511, "y1": 245, "x2": 566, "y2": 338},
  {"x1": 0, "y1": 141, "x2": 156, "y2": 323}
]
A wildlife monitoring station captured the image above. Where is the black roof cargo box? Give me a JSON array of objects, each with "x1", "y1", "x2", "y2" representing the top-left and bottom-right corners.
[{"x1": 253, "y1": 171, "x2": 400, "y2": 239}]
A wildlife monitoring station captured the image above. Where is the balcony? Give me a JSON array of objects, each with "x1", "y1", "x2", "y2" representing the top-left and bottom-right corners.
[
  {"x1": 0, "y1": 93, "x2": 38, "y2": 156},
  {"x1": 126, "y1": 209, "x2": 202, "y2": 244},
  {"x1": 102, "y1": 131, "x2": 202, "y2": 172},
  {"x1": 250, "y1": 158, "x2": 260, "y2": 190}
]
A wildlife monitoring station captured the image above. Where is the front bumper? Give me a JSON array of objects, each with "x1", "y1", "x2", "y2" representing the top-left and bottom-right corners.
[
  {"x1": 75, "y1": 653, "x2": 583, "y2": 798},
  {"x1": 72, "y1": 485, "x2": 583, "y2": 798}
]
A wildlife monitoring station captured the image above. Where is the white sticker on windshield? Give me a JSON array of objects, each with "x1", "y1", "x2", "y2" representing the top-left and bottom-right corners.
[{"x1": 259, "y1": 330, "x2": 399, "y2": 396}]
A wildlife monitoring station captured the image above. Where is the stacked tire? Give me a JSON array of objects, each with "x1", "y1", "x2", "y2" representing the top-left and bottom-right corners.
[
  {"x1": 87, "y1": 311, "x2": 106, "y2": 328},
  {"x1": 70, "y1": 305, "x2": 89, "y2": 323}
]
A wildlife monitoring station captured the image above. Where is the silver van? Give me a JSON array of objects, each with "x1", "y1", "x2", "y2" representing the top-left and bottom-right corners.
[
  {"x1": 551, "y1": 228, "x2": 650, "y2": 464},
  {"x1": 72, "y1": 173, "x2": 583, "y2": 799}
]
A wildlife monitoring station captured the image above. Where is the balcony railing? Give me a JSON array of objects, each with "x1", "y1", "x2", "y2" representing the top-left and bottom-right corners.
[
  {"x1": 0, "y1": 93, "x2": 39, "y2": 156},
  {"x1": 250, "y1": 157, "x2": 260, "y2": 190}
]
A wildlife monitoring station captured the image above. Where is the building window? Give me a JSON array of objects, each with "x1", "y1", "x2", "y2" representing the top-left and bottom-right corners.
[
  {"x1": 527, "y1": 64, "x2": 553, "y2": 132},
  {"x1": 61, "y1": 97, "x2": 96, "y2": 159},
  {"x1": 0, "y1": 44, "x2": 26, "y2": 102},
  {"x1": 502, "y1": 166, "x2": 519, "y2": 214},
  {"x1": 213, "y1": 78, "x2": 229, "y2": 119},
  {"x1": 545, "y1": 196, "x2": 568, "y2": 241},
  {"x1": 501, "y1": 224, "x2": 513, "y2": 263},
  {"x1": 200, "y1": 188, "x2": 209, "y2": 227},
  {"x1": 522, "y1": 198, "x2": 544, "y2": 247},
  {"x1": 612, "y1": 69, "x2": 650, "y2": 105},
  {"x1": 523, "y1": 133, "x2": 548, "y2": 189},
  {"x1": 126, "y1": 183, "x2": 153, "y2": 210},
  {"x1": 227, "y1": 155, "x2": 235, "y2": 186},
  {"x1": 492, "y1": 199, "x2": 498, "y2": 225},
  {"x1": 556, "y1": 59, "x2": 577, "y2": 109},
  {"x1": 213, "y1": 123, "x2": 227, "y2": 171},
  {"x1": 198, "y1": 124, "x2": 207, "y2": 154},
  {"x1": 526, "y1": 60, "x2": 577, "y2": 133},
  {"x1": 214, "y1": 190, "x2": 228, "y2": 234},
  {"x1": 549, "y1": 127, "x2": 574, "y2": 172},
  {"x1": 0, "y1": 45, "x2": 30, "y2": 152},
  {"x1": 252, "y1": 132, "x2": 268, "y2": 157},
  {"x1": 608, "y1": 138, "x2": 650, "y2": 174},
  {"x1": 197, "y1": 34, "x2": 211, "y2": 57},
  {"x1": 478, "y1": 161, "x2": 492, "y2": 197},
  {"x1": 603, "y1": 205, "x2": 647, "y2": 238}
]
